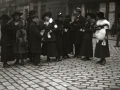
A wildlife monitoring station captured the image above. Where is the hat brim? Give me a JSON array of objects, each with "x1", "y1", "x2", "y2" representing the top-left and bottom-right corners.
[
  {"x1": 11, "y1": 12, "x2": 23, "y2": 17},
  {"x1": 29, "y1": 11, "x2": 37, "y2": 16},
  {"x1": 42, "y1": 12, "x2": 52, "y2": 20}
]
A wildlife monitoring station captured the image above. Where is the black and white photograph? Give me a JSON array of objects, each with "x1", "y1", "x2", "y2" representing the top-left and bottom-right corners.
[{"x1": 0, "y1": 0, "x2": 120, "y2": 90}]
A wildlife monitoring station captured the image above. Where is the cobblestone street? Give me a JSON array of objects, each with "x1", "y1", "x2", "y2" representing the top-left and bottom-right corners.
[{"x1": 0, "y1": 39, "x2": 120, "y2": 90}]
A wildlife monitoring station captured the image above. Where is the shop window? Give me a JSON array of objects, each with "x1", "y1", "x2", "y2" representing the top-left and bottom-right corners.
[
  {"x1": 41, "y1": 5, "x2": 46, "y2": 17},
  {"x1": 33, "y1": 6, "x2": 38, "y2": 16}
]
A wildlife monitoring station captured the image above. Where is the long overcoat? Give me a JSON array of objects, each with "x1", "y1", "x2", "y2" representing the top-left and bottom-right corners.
[
  {"x1": 1, "y1": 21, "x2": 14, "y2": 62},
  {"x1": 71, "y1": 15, "x2": 86, "y2": 44},
  {"x1": 29, "y1": 21, "x2": 43, "y2": 53}
]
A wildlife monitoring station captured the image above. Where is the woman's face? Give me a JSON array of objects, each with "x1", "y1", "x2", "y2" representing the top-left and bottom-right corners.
[
  {"x1": 33, "y1": 17, "x2": 39, "y2": 23},
  {"x1": 15, "y1": 15, "x2": 20, "y2": 20},
  {"x1": 45, "y1": 16, "x2": 50, "y2": 21}
]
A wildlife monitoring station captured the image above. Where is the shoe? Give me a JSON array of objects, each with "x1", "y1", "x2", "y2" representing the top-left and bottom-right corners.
[
  {"x1": 3, "y1": 63, "x2": 10, "y2": 68},
  {"x1": 20, "y1": 60, "x2": 25, "y2": 66},
  {"x1": 46, "y1": 57, "x2": 50, "y2": 62},
  {"x1": 86, "y1": 57, "x2": 91, "y2": 60},
  {"x1": 14, "y1": 60, "x2": 20, "y2": 65},
  {"x1": 114, "y1": 46, "x2": 119, "y2": 47},
  {"x1": 100, "y1": 59, "x2": 106, "y2": 65},
  {"x1": 73, "y1": 55, "x2": 77, "y2": 58},
  {"x1": 96, "y1": 59, "x2": 103, "y2": 64},
  {"x1": 82, "y1": 57, "x2": 86, "y2": 60},
  {"x1": 67, "y1": 55, "x2": 70, "y2": 58},
  {"x1": 77, "y1": 55, "x2": 81, "y2": 58}
]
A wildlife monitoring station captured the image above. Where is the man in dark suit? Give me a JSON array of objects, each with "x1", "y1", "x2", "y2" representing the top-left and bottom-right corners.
[
  {"x1": 29, "y1": 16, "x2": 44, "y2": 66},
  {"x1": 71, "y1": 7, "x2": 86, "y2": 58}
]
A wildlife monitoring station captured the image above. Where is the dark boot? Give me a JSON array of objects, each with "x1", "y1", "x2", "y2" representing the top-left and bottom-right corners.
[
  {"x1": 20, "y1": 60, "x2": 25, "y2": 66},
  {"x1": 46, "y1": 57, "x2": 50, "y2": 62},
  {"x1": 96, "y1": 59, "x2": 103, "y2": 64},
  {"x1": 3, "y1": 62, "x2": 10, "y2": 68},
  {"x1": 100, "y1": 59, "x2": 106, "y2": 65}
]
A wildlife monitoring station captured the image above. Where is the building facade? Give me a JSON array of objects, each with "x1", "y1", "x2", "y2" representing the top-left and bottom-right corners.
[
  {"x1": 68, "y1": 0, "x2": 120, "y2": 28},
  {"x1": 0, "y1": 0, "x2": 30, "y2": 19},
  {"x1": 0, "y1": 0, "x2": 120, "y2": 28},
  {"x1": 30, "y1": 0, "x2": 69, "y2": 20}
]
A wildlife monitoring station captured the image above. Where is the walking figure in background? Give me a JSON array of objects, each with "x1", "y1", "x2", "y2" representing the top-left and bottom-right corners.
[
  {"x1": 111, "y1": 22, "x2": 116, "y2": 37},
  {"x1": 114, "y1": 23, "x2": 120, "y2": 47},
  {"x1": 94, "y1": 12, "x2": 110, "y2": 65}
]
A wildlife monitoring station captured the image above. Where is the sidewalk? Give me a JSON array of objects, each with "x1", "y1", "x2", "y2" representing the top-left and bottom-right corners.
[{"x1": 0, "y1": 39, "x2": 120, "y2": 90}]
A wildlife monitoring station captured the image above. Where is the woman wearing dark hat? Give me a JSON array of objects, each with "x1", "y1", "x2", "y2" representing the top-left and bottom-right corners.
[
  {"x1": 94, "y1": 12, "x2": 110, "y2": 65},
  {"x1": 80, "y1": 13, "x2": 96, "y2": 60},
  {"x1": 0, "y1": 14, "x2": 14, "y2": 68},
  {"x1": 42, "y1": 12, "x2": 58, "y2": 62},
  {"x1": 11, "y1": 12, "x2": 27, "y2": 66},
  {"x1": 55, "y1": 12, "x2": 64, "y2": 61},
  {"x1": 63, "y1": 15, "x2": 72, "y2": 58}
]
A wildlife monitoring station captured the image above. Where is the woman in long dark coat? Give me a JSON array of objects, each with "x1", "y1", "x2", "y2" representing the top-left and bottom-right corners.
[
  {"x1": 94, "y1": 12, "x2": 110, "y2": 65},
  {"x1": 80, "y1": 13, "x2": 95, "y2": 60},
  {"x1": 11, "y1": 12, "x2": 27, "y2": 65},
  {"x1": 55, "y1": 12, "x2": 64, "y2": 61},
  {"x1": 63, "y1": 15, "x2": 71, "y2": 58},
  {"x1": 0, "y1": 14, "x2": 14, "y2": 68},
  {"x1": 42, "y1": 12, "x2": 58, "y2": 62}
]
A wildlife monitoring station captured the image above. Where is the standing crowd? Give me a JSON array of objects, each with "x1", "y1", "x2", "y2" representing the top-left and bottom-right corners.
[{"x1": 0, "y1": 7, "x2": 110, "y2": 68}]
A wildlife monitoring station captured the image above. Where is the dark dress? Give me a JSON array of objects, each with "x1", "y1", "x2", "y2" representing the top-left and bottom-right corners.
[
  {"x1": 42, "y1": 21, "x2": 58, "y2": 57},
  {"x1": 1, "y1": 21, "x2": 14, "y2": 62},
  {"x1": 63, "y1": 19, "x2": 71, "y2": 56},
  {"x1": 71, "y1": 15, "x2": 86, "y2": 56},
  {"x1": 95, "y1": 20, "x2": 110, "y2": 58},
  {"x1": 80, "y1": 21, "x2": 93, "y2": 57},
  {"x1": 95, "y1": 40, "x2": 110, "y2": 58},
  {"x1": 55, "y1": 19, "x2": 64, "y2": 56}
]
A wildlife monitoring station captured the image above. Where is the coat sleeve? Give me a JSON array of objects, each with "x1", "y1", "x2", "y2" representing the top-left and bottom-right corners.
[
  {"x1": 75, "y1": 17, "x2": 86, "y2": 29},
  {"x1": 31, "y1": 25, "x2": 43, "y2": 40}
]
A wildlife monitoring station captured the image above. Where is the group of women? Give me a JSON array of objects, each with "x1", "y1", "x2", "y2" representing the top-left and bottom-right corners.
[{"x1": 0, "y1": 7, "x2": 110, "y2": 68}]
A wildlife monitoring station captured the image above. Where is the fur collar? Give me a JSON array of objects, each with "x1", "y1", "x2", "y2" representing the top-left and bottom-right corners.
[{"x1": 96, "y1": 19, "x2": 110, "y2": 29}]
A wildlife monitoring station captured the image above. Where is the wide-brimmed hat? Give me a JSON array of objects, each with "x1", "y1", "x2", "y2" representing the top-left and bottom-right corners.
[
  {"x1": 11, "y1": 12, "x2": 23, "y2": 17},
  {"x1": 57, "y1": 12, "x2": 63, "y2": 18},
  {"x1": 85, "y1": 13, "x2": 96, "y2": 19},
  {"x1": 42, "y1": 12, "x2": 52, "y2": 20},
  {"x1": 29, "y1": 10, "x2": 37, "y2": 16},
  {"x1": 75, "y1": 7, "x2": 81, "y2": 13},
  {"x1": 96, "y1": 12, "x2": 105, "y2": 19},
  {"x1": 0, "y1": 14, "x2": 11, "y2": 21}
]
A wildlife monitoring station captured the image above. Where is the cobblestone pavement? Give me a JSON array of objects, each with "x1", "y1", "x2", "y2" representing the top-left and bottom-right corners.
[{"x1": 0, "y1": 39, "x2": 120, "y2": 90}]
